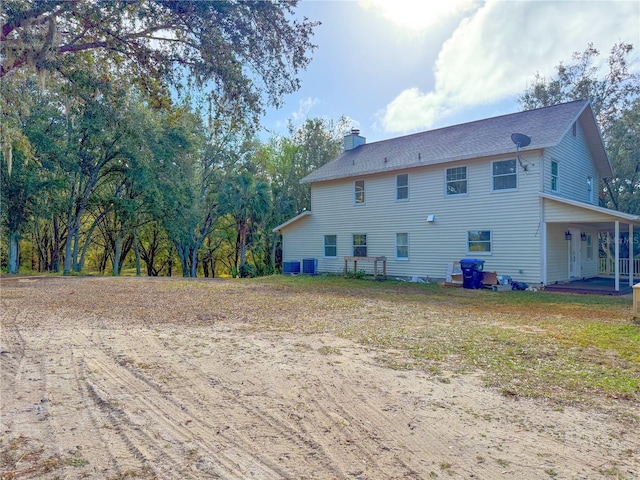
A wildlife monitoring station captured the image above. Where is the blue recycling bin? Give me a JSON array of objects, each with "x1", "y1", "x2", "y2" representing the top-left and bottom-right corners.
[{"x1": 460, "y1": 258, "x2": 485, "y2": 289}]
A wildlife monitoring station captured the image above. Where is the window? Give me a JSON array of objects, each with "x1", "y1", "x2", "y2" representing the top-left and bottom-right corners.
[
  {"x1": 586, "y1": 234, "x2": 593, "y2": 260},
  {"x1": 587, "y1": 176, "x2": 593, "y2": 203},
  {"x1": 396, "y1": 233, "x2": 409, "y2": 259},
  {"x1": 396, "y1": 174, "x2": 408, "y2": 201},
  {"x1": 492, "y1": 159, "x2": 517, "y2": 191},
  {"x1": 353, "y1": 234, "x2": 367, "y2": 257},
  {"x1": 551, "y1": 160, "x2": 559, "y2": 192},
  {"x1": 572, "y1": 122, "x2": 577, "y2": 137},
  {"x1": 467, "y1": 230, "x2": 491, "y2": 254},
  {"x1": 324, "y1": 235, "x2": 337, "y2": 258},
  {"x1": 354, "y1": 180, "x2": 365, "y2": 204},
  {"x1": 446, "y1": 166, "x2": 467, "y2": 195}
]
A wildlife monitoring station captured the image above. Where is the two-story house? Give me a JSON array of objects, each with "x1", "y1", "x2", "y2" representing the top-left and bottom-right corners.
[{"x1": 274, "y1": 100, "x2": 639, "y2": 292}]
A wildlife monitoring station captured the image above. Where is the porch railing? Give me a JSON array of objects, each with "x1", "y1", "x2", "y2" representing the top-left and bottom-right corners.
[{"x1": 599, "y1": 257, "x2": 640, "y2": 277}]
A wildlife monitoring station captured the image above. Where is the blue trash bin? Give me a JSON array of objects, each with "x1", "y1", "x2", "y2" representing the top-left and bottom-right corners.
[{"x1": 460, "y1": 258, "x2": 485, "y2": 289}]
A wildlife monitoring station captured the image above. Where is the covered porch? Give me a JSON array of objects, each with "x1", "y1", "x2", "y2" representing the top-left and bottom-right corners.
[
  {"x1": 541, "y1": 194, "x2": 640, "y2": 294},
  {"x1": 544, "y1": 276, "x2": 634, "y2": 296}
]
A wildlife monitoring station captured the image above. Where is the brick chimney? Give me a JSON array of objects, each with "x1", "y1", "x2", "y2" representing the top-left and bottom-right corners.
[{"x1": 343, "y1": 128, "x2": 366, "y2": 152}]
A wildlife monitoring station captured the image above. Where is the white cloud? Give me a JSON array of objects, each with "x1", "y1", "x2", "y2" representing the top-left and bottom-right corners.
[
  {"x1": 380, "y1": 0, "x2": 640, "y2": 134},
  {"x1": 291, "y1": 97, "x2": 321, "y2": 123},
  {"x1": 361, "y1": 0, "x2": 478, "y2": 30}
]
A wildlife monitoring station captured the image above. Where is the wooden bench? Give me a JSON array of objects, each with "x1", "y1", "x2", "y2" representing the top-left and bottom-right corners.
[{"x1": 344, "y1": 256, "x2": 387, "y2": 279}]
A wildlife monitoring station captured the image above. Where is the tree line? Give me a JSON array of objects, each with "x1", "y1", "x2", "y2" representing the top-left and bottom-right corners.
[{"x1": 1, "y1": 67, "x2": 348, "y2": 276}]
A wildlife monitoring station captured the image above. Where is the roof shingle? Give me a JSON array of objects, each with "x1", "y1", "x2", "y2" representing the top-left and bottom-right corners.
[{"x1": 302, "y1": 100, "x2": 611, "y2": 184}]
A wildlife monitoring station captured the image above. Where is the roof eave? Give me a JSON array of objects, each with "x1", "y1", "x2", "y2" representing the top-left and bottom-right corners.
[{"x1": 272, "y1": 211, "x2": 312, "y2": 233}]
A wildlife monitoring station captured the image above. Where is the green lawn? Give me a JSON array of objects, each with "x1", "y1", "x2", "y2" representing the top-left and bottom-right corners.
[{"x1": 250, "y1": 275, "x2": 639, "y2": 405}]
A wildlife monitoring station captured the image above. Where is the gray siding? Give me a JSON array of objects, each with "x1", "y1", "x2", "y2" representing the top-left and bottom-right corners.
[{"x1": 543, "y1": 121, "x2": 600, "y2": 205}]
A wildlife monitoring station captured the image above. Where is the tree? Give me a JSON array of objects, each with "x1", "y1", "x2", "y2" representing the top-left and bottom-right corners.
[
  {"x1": 603, "y1": 100, "x2": 640, "y2": 214},
  {"x1": 1, "y1": 0, "x2": 318, "y2": 126},
  {"x1": 218, "y1": 170, "x2": 271, "y2": 277},
  {"x1": 258, "y1": 117, "x2": 346, "y2": 270},
  {"x1": 154, "y1": 107, "x2": 213, "y2": 277},
  {"x1": 0, "y1": 72, "x2": 64, "y2": 274},
  {"x1": 518, "y1": 42, "x2": 640, "y2": 213}
]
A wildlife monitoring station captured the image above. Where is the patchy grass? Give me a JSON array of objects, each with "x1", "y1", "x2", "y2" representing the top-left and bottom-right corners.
[{"x1": 245, "y1": 275, "x2": 638, "y2": 405}]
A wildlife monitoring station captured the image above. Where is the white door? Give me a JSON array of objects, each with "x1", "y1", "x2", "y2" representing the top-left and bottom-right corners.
[{"x1": 569, "y1": 228, "x2": 581, "y2": 279}]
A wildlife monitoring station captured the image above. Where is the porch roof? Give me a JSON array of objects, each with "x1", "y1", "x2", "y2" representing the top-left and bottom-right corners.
[
  {"x1": 541, "y1": 193, "x2": 640, "y2": 228},
  {"x1": 272, "y1": 210, "x2": 311, "y2": 234}
]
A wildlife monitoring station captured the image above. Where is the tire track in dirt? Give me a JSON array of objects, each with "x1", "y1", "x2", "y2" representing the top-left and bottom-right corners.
[
  {"x1": 103, "y1": 328, "x2": 358, "y2": 478},
  {"x1": 82, "y1": 331, "x2": 308, "y2": 479}
]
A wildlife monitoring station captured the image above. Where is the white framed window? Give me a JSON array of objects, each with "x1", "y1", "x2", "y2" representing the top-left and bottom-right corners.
[
  {"x1": 446, "y1": 166, "x2": 467, "y2": 195},
  {"x1": 492, "y1": 159, "x2": 517, "y2": 191},
  {"x1": 353, "y1": 234, "x2": 367, "y2": 257},
  {"x1": 587, "y1": 176, "x2": 593, "y2": 203},
  {"x1": 396, "y1": 233, "x2": 409, "y2": 260},
  {"x1": 354, "y1": 180, "x2": 365, "y2": 204},
  {"x1": 586, "y1": 233, "x2": 593, "y2": 260},
  {"x1": 324, "y1": 235, "x2": 337, "y2": 258},
  {"x1": 467, "y1": 230, "x2": 492, "y2": 254},
  {"x1": 396, "y1": 174, "x2": 409, "y2": 201},
  {"x1": 551, "y1": 160, "x2": 559, "y2": 192}
]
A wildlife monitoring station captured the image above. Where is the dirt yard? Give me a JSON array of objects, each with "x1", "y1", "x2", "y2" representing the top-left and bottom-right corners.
[{"x1": 1, "y1": 276, "x2": 638, "y2": 479}]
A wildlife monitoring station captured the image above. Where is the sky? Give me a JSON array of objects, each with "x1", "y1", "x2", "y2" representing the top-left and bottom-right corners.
[{"x1": 261, "y1": 0, "x2": 640, "y2": 144}]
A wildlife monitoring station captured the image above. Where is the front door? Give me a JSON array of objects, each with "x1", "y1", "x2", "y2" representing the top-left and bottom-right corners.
[{"x1": 569, "y1": 228, "x2": 581, "y2": 279}]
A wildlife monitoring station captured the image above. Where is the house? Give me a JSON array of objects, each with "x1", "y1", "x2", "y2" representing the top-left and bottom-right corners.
[{"x1": 274, "y1": 100, "x2": 639, "y2": 292}]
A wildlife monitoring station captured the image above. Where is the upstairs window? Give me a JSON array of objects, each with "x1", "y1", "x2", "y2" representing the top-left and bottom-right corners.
[
  {"x1": 396, "y1": 233, "x2": 409, "y2": 259},
  {"x1": 396, "y1": 174, "x2": 409, "y2": 201},
  {"x1": 354, "y1": 180, "x2": 365, "y2": 204},
  {"x1": 324, "y1": 235, "x2": 337, "y2": 258},
  {"x1": 551, "y1": 160, "x2": 559, "y2": 192},
  {"x1": 492, "y1": 159, "x2": 517, "y2": 191},
  {"x1": 587, "y1": 176, "x2": 593, "y2": 203},
  {"x1": 467, "y1": 230, "x2": 491, "y2": 254},
  {"x1": 446, "y1": 166, "x2": 467, "y2": 195},
  {"x1": 353, "y1": 234, "x2": 367, "y2": 257}
]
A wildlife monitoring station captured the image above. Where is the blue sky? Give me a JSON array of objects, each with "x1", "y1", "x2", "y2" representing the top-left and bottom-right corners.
[{"x1": 262, "y1": 0, "x2": 640, "y2": 144}]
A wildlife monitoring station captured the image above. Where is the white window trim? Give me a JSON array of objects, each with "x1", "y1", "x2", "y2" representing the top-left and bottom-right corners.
[
  {"x1": 445, "y1": 165, "x2": 468, "y2": 197},
  {"x1": 551, "y1": 160, "x2": 559, "y2": 193},
  {"x1": 323, "y1": 234, "x2": 337, "y2": 258},
  {"x1": 395, "y1": 232, "x2": 409, "y2": 260},
  {"x1": 354, "y1": 179, "x2": 365, "y2": 205},
  {"x1": 466, "y1": 230, "x2": 492, "y2": 256},
  {"x1": 396, "y1": 173, "x2": 409, "y2": 202},
  {"x1": 587, "y1": 176, "x2": 594, "y2": 203},
  {"x1": 491, "y1": 159, "x2": 518, "y2": 192}
]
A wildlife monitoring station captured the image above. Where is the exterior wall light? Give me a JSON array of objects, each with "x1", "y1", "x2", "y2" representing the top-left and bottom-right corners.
[{"x1": 565, "y1": 231, "x2": 572, "y2": 240}]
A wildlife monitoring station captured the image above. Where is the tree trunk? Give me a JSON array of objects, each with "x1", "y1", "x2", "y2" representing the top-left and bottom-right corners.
[
  {"x1": 112, "y1": 235, "x2": 122, "y2": 276},
  {"x1": 133, "y1": 230, "x2": 141, "y2": 276},
  {"x1": 63, "y1": 223, "x2": 76, "y2": 275},
  {"x1": 8, "y1": 231, "x2": 20, "y2": 274},
  {"x1": 190, "y1": 247, "x2": 198, "y2": 277},
  {"x1": 52, "y1": 216, "x2": 61, "y2": 273}
]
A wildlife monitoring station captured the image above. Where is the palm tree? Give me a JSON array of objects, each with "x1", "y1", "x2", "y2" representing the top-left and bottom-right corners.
[{"x1": 218, "y1": 170, "x2": 271, "y2": 277}]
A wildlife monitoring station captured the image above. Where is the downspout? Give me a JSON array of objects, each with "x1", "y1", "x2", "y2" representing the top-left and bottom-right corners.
[
  {"x1": 540, "y1": 154, "x2": 547, "y2": 286},
  {"x1": 540, "y1": 197, "x2": 547, "y2": 285}
]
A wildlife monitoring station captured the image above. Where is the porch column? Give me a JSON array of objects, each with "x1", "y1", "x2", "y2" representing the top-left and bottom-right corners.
[
  {"x1": 630, "y1": 223, "x2": 635, "y2": 287},
  {"x1": 615, "y1": 221, "x2": 620, "y2": 292},
  {"x1": 542, "y1": 221, "x2": 547, "y2": 285}
]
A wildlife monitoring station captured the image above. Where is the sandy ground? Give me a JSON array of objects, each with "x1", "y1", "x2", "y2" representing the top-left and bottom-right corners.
[{"x1": 1, "y1": 276, "x2": 638, "y2": 479}]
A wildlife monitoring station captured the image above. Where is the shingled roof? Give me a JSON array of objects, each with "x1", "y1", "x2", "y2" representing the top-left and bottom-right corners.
[{"x1": 301, "y1": 100, "x2": 611, "y2": 184}]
